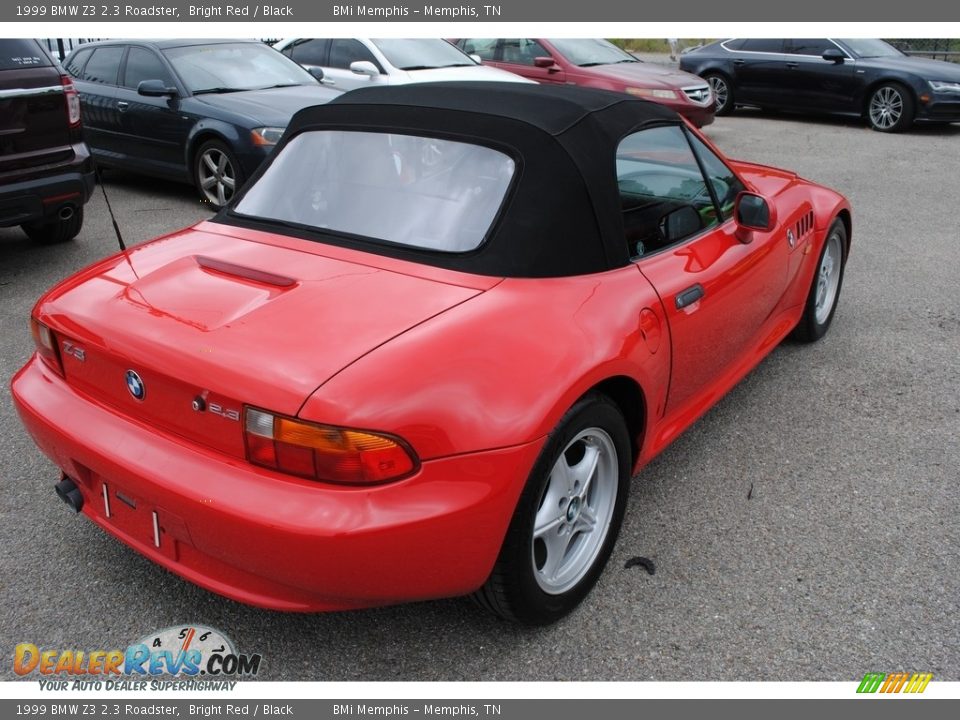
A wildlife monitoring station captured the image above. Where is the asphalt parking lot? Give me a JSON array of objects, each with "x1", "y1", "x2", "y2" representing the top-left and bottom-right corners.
[{"x1": 1, "y1": 111, "x2": 958, "y2": 682}]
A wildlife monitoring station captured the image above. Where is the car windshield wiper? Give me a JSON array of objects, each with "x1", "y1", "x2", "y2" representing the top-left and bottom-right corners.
[
  {"x1": 613, "y1": 58, "x2": 640, "y2": 64},
  {"x1": 399, "y1": 65, "x2": 439, "y2": 71},
  {"x1": 255, "y1": 83, "x2": 305, "y2": 90},
  {"x1": 193, "y1": 87, "x2": 246, "y2": 95},
  {"x1": 577, "y1": 62, "x2": 610, "y2": 67}
]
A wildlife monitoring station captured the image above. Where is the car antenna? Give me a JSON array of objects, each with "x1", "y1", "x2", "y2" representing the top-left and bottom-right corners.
[{"x1": 94, "y1": 163, "x2": 127, "y2": 252}]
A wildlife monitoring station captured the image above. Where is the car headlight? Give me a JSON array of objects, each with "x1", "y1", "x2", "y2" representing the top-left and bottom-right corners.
[
  {"x1": 928, "y1": 80, "x2": 960, "y2": 93},
  {"x1": 625, "y1": 87, "x2": 678, "y2": 100},
  {"x1": 250, "y1": 127, "x2": 286, "y2": 146}
]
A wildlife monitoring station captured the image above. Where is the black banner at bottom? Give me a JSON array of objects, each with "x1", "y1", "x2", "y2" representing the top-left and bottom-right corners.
[{"x1": 3, "y1": 699, "x2": 959, "y2": 720}]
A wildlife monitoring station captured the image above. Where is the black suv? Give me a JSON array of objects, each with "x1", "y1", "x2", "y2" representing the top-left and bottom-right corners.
[{"x1": 0, "y1": 39, "x2": 95, "y2": 242}]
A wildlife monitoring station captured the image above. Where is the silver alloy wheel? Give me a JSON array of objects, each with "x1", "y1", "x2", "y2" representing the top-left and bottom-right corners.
[
  {"x1": 814, "y1": 231, "x2": 843, "y2": 325},
  {"x1": 198, "y1": 147, "x2": 236, "y2": 206},
  {"x1": 869, "y1": 86, "x2": 903, "y2": 130},
  {"x1": 532, "y1": 427, "x2": 619, "y2": 595},
  {"x1": 708, "y1": 76, "x2": 728, "y2": 110}
]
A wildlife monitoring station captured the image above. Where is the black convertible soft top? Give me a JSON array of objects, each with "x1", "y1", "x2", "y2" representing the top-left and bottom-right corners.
[{"x1": 218, "y1": 82, "x2": 682, "y2": 278}]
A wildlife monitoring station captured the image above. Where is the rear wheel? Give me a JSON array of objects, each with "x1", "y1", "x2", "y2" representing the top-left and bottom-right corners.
[
  {"x1": 792, "y1": 218, "x2": 847, "y2": 342},
  {"x1": 705, "y1": 73, "x2": 734, "y2": 115},
  {"x1": 21, "y1": 205, "x2": 84, "y2": 243},
  {"x1": 867, "y1": 83, "x2": 914, "y2": 133},
  {"x1": 473, "y1": 394, "x2": 631, "y2": 625}
]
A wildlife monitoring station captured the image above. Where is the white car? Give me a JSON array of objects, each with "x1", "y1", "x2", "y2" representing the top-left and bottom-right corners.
[{"x1": 272, "y1": 38, "x2": 534, "y2": 91}]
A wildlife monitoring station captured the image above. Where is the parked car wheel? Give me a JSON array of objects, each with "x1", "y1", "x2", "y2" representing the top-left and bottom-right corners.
[
  {"x1": 792, "y1": 219, "x2": 847, "y2": 342},
  {"x1": 21, "y1": 206, "x2": 84, "y2": 244},
  {"x1": 474, "y1": 394, "x2": 630, "y2": 625},
  {"x1": 704, "y1": 72, "x2": 734, "y2": 115},
  {"x1": 867, "y1": 83, "x2": 914, "y2": 133},
  {"x1": 194, "y1": 140, "x2": 243, "y2": 209}
]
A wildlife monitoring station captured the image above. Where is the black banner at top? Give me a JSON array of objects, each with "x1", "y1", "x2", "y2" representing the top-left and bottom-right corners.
[{"x1": 3, "y1": 0, "x2": 959, "y2": 22}]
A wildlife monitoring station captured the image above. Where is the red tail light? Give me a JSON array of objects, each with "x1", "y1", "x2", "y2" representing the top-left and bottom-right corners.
[
  {"x1": 61, "y1": 75, "x2": 81, "y2": 127},
  {"x1": 31, "y1": 318, "x2": 64, "y2": 376},
  {"x1": 244, "y1": 408, "x2": 418, "y2": 485}
]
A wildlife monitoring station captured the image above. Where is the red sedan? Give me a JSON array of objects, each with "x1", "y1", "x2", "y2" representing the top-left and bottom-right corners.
[
  {"x1": 453, "y1": 38, "x2": 716, "y2": 126},
  {"x1": 12, "y1": 83, "x2": 850, "y2": 625}
]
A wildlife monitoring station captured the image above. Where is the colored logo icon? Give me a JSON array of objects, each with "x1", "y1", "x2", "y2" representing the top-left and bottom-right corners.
[
  {"x1": 125, "y1": 370, "x2": 145, "y2": 401},
  {"x1": 857, "y1": 672, "x2": 932, "y2": 694}
]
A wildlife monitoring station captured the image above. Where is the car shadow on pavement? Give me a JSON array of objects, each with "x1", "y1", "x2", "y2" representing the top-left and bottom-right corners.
[
  {"x1": 733, "y1": 106, "x2": 960, "y2": 135},
  {"x1": 97, "y1": 167, "x2": 211, "y2": 206},
  {"x1": 0, "y1": 225, "x2": 94, "y2": 284},
  {"x1": 67, "y1": 525, "x2": 551, "y2": 681}
]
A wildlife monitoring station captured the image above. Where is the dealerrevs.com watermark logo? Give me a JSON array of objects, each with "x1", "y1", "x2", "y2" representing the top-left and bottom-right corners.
[
  {"x1": 15, "y1": 625, "x2": 261, "y2": 691},
  {"x1": 856, "y1": 672, "x2": 933, "y2": 694}
]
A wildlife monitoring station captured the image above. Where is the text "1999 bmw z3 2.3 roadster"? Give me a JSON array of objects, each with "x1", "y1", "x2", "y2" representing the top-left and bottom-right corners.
[{"x1": 12, "y1": 83, "x2": 851, "y2": 624}]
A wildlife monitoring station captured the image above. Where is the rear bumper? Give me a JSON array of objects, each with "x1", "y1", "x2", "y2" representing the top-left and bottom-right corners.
[
  {"x1": 0, "y1": 144, "x2": 95, "y2": 227},
  {"x1": 12, "y1": 356, "x2": 544, "y2": 611}
]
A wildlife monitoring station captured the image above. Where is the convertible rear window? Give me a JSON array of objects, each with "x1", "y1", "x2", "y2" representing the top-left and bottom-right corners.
[{"x1": 234, "y1": 130, "x2": 516, "y2": 253}]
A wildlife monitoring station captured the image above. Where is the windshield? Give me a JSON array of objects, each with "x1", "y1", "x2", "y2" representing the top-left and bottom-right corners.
[
  {"x1": 839, "y1": 39, "x2": 904, "y2": 58},
  {"x1": 163, "y1": 42, "x2": 317, "y2": 93},
  {"x1": 234, "y1": 130, "x2": 515, "y2": 253},
  {"x1": 548, "y1": 38, "x2": 638, "y2": 66},
  {"x1": 373, "y1": 38, "x2": 476, "y2": 70}
]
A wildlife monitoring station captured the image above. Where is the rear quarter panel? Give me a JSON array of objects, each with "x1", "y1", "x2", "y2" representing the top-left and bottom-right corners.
[{"x1": 299, "y1": 266, "x2": 671, "y2": 462}]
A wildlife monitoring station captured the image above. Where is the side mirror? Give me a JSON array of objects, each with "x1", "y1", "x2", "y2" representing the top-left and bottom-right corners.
[
  {"x1": 137, "y1": 79, "x2": 178, "y2": 97},
  {"x1": 734, "y1": 192, "x2": 777, "y2": 242},
  {"x1": 350, "y1": 60, "x2": 380, "y2": 78},
  {"x1": 307, "y1": 66, "x2": 325, "y2": 82},
  {"x1": 469, "y1": 54, "x2": 482, "y2": 64},
  {"x1": 822, "y1": 48, "x2": 845, "y2": 64},
  {"x1": 534, "y1": 56, "x2": 559, "y2": 71}
]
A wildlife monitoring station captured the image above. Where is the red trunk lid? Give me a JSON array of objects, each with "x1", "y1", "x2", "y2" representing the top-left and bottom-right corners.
[{"x1": 41, "y1": 226, "x2": 488, "y2": 458}]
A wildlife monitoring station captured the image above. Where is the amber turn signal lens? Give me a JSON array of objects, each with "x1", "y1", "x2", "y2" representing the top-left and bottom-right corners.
[{"x1": 244, "y1": 407, "x2": 418, "y2": 485}]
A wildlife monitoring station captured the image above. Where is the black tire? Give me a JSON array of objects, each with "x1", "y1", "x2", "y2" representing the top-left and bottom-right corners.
[
  {"x1": 792, "y1": 218, "x2": 847, "y2": 343},
  {"x1": 21, "y1": 205, "x2": 84, "y2": 244},
  {"x1": 704, "y1": 72, "x2": 735, "y2": 116},
  {"x1": 866, "y1": 83, "x2": 915, "y2": 133},
  {"x1": 473, "y1": 393, "x2": 631, "y2": 625},
  {"x1": 193, "y1": 139, "x2": 243, "y2": 209}
]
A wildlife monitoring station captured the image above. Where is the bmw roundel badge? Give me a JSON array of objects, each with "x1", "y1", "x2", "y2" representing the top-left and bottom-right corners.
[{"x1": 125, "y1": 370, "x2": 146, "y2": 401}]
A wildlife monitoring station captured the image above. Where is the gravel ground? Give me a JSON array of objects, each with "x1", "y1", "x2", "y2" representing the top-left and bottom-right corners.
[{"x1": 1, "y1": 111, "x2": 958, "y2": 682}]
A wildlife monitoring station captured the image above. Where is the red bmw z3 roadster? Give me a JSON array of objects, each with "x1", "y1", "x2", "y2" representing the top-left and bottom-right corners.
[{"x1": 12, "y1": 83, "x2": 851, "y2": 624}]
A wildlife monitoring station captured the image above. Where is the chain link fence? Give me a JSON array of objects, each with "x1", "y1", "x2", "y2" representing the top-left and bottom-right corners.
[{"x1": 884, "y1": 39, "x2": 960, "y2": 62}]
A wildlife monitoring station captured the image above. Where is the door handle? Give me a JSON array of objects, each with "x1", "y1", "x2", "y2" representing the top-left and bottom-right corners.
[
  {"x1": 733, "y1": 59, "x2": 745, "y2": 65},
  {"x1": 675, "y1": 284, "x2": 705, "y2": 310},
  {"x1": 117, "y1": 101, "x2": 129, "y2": 111},
  {"x1": 786, "y1": 62, "x2": 799, "y2": 69}
]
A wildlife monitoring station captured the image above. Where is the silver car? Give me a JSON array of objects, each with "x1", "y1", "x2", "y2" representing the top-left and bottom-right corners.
[{"x1": 273, "y1": 38, "x2": 534, "y2": 91}]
